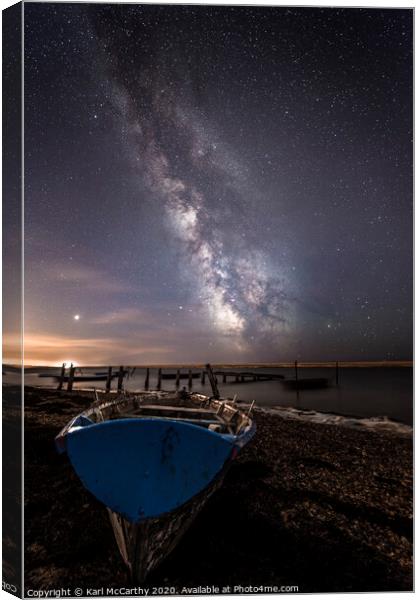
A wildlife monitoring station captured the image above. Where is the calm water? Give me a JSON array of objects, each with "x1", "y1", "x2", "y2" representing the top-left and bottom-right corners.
[{"x1": 8, "y1": 366, "x2": 413, "y2": 426}]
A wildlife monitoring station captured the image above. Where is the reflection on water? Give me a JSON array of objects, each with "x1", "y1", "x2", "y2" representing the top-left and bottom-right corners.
[{"x1": 6, "y1": 366, "x2": 412, "y2": 426}]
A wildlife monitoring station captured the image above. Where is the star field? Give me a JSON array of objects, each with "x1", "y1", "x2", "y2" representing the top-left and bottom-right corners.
[{"x1": 18, "y1": 4, "x2": 412, "y2": 365}]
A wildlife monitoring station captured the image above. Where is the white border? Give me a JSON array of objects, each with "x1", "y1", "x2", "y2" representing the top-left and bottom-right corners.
[{"x1": 0, "y1": 2, "x2": 415, "y2": 600}]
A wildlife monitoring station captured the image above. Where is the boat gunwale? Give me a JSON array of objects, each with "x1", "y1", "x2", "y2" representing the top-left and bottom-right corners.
[{"x1": 55, "y1": 390, "x2": 254, "y2": 451}]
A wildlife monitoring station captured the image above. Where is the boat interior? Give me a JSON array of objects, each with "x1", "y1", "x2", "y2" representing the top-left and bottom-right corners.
[{"x1": 82, "y1": 391, "x2": 252, "y2": 436}]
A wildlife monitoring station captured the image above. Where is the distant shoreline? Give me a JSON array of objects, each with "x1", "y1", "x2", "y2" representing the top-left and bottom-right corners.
[{"x1": 4, "y1": 360, "x2": 414, "y2": 370}]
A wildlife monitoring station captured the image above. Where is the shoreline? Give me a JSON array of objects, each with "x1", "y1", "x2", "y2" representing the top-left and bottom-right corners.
[
  {"x1": 257, "y1": 405, "x2": 412, "y2": 436},
  {"x1": 15, "y1": 382, "x2": 413, "y2": 435},
  {"x1": 5, "y1": 382, "x2": 413, "y2": 431},
  {"x1": 7, "y1": 385, "x2": 411, "y2": 593}
]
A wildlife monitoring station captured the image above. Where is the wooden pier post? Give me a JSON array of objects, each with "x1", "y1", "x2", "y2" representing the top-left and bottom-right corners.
[
  {"x1": 222, "y1": 372, "x2": 227, "y2": 383},
  {"x1": 201, "y1": 370, "x2": 205, "y2": 385},
  {"x1": 106, "y1": 366, "x2": 113, "y2": 393},
  {"x1": 206, "y1": 363, "x2": 220, "y2": 399},
  {"x1": 57, "y1": 362, "x2": 65, "y2": 391},
  {"x1": 336, "y1": 361, "x2": 339, "y2": 386},
  {"x1": 294, "y1": 361, "x2": 299, "y2": 389},
  {"x1": 67, "y1": 363, "x2": 75, "y2": 392},
  {"x1": 144, "y1": 368, "x2": 149, "y2": 390},
  {"x1": 157, "y1": 368, "x2": 162, "y2": 390},
  {"x1": 117, "y1": 366, "x2": 125, "y2": 393},
  {"x1": 188, "y1": 369, "x2": 193, "y2": 389},
  {"x1": 176, "y1": 369, "x2": 180, "y2": 388},
  {"x1": 235, "y1": 374, "x2": 240, "y2": 383}
]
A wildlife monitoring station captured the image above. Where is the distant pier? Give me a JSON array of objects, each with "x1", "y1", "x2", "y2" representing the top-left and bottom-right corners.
[{"x1": 52, "y1": 363, "x2": 340, "y2": 392}]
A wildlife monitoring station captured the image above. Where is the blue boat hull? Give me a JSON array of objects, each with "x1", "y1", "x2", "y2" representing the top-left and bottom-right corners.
[
  {"x1": 56, "y1": 390, "x2": 256, "y2": 581},
  {"x1": 108, "y1": 464, "x2": 228, "y2": 581},
  {"x1": 66, "y1": 418, "x2": 240, "y2": 523}
]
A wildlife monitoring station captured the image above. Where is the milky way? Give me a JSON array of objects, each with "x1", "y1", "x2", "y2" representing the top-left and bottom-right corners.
[
  {"x1": 93, "y1": 9, "x2": 294, "y2": 353},
  {"x1": 17, "y1": 4, "x2": 412, "y2": 364}
]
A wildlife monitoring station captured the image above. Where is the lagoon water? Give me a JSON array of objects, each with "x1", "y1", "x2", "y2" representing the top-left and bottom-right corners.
[{"x1": 10, "y1": 366, "x2": 413, "y2": 426}]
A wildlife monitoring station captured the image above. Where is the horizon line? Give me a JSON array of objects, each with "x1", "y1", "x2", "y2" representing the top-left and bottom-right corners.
[{"x1": 4, "y1": 360, "x2": 414, "y2": 369}]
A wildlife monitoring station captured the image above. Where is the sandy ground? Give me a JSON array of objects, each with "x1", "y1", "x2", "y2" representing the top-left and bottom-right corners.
[{"x1": 5, "y1": 386, "x2": 412, "y2": 593}]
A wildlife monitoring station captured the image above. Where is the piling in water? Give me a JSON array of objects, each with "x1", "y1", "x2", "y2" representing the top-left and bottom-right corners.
[
  {"x1": 117, "y1": 366, "x2": 125, "y2": 393},
  {"x1": 106, "y1": 366, "x2": 113, "y2": 393},
  {"x1": 57, "y1": 363, "x2": 65, "y2": 391},
  {"x1": 67, "y1": 364, "x2": 75, "y2": 392}
]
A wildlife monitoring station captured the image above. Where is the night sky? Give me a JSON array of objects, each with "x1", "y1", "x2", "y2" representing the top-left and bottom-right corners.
[{"x1": 17, "y1": 3, "x2": 413, "y2": 365}]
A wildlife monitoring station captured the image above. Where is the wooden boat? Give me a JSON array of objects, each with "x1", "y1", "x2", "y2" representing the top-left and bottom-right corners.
[
  {"x1": 39, "y1": 370, "x2": 121, "y2": 382},
  {"x1": 51, "y1": 374, "x2": 112, "y2": 382},
  {"x1": 55, "y1": 384, "x2": 255, "y2": 582}
]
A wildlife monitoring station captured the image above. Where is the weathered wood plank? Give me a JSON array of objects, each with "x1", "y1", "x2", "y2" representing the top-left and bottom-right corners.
[{"x1": 206, "y1": 363, "x2": 220, "y2": 399}]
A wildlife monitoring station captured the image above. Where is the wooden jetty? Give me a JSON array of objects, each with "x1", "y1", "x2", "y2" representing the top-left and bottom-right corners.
[{"x1": 54, "y1": 362, "x2": 340, "y2": 393}]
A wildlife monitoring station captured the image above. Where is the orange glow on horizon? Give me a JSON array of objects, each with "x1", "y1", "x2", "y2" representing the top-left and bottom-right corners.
[{"x1": 2, "y1": 331, "x2": 175, "y2": 366}]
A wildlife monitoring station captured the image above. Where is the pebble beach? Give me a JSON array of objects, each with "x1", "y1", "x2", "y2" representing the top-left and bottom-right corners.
[{"x1": 5, "y1": 385, "x2": 412, "y2": 594}]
